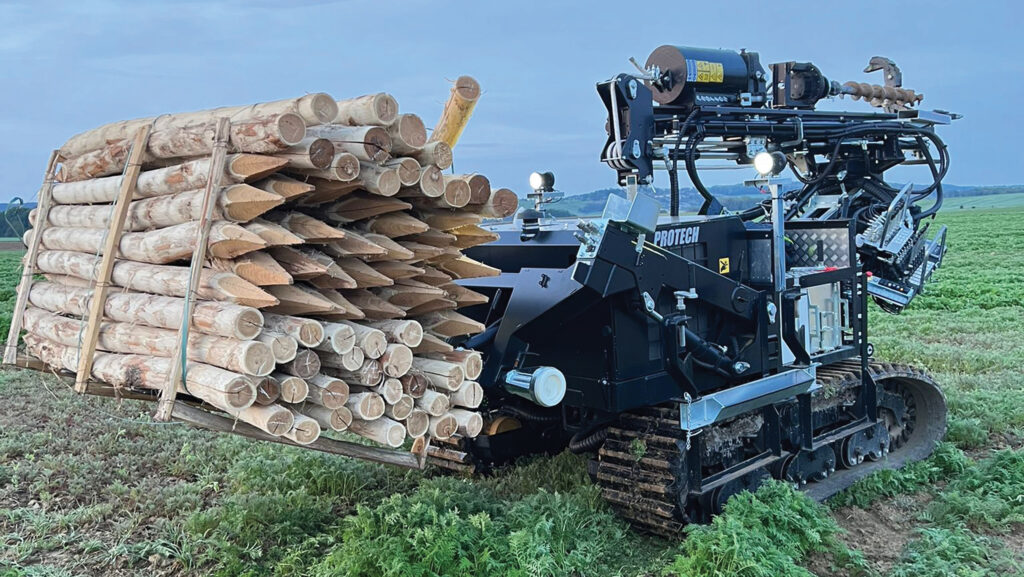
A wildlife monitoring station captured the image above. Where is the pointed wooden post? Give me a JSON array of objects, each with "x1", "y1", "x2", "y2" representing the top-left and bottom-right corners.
[
  {"x1": 430, "y1": 76, "x2": 480, "y2": 149},
  {"x1": 3, "y1": 150, "x2": 60, "y2": 365},
  {"x1": 155, "y1": 118, "x2": 231, "y2": 421},
  {"x1": 411, "y1": 434, "x2": 432, "y2": 468},
  {"x1": 73, "y1": 125, "x2": 152, "y2": 392}
]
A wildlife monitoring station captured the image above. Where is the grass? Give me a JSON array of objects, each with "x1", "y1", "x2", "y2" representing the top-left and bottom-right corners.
[
  {"x1": 888, "y1": 526, "x2": 1021, "y2": 577},
  {"x1": 0, "y1": 251, "x2": 24, "y2": 343},
  {"x1": 664, "y1": 481, "x2": 870, "y2": 577},
  {"x1": 943, "y1": 192, "x2": 1024, "y2": 211},
  {"x1": 1, "y1": 207, "x2": 1023, "y2": 575}
]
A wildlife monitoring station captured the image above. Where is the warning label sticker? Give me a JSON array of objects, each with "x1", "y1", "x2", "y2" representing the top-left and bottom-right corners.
[
  {"x1": 718, "y1": 257, "x2": 731, "y2": 274},
  {"x1": 695, "y1": 60, "x2": 724, "y2": 83}
]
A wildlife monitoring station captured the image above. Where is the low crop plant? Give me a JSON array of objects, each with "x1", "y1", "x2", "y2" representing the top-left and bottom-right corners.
[
  {"x1": 888, "y1": 526, "x2": 1020, "y2": 576},
  {"x1": 663, "y1": 481, "x2": 868, "y2": 577},
  {"x1": 310, "y1": 476, "x2": 648, "y2": 577},
  {"x1": 925, "y1": 449, "x2": 1024, "y2": 531}
]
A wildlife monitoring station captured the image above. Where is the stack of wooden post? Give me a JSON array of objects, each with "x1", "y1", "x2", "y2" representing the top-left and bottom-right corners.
[{"x1": 18, "y1": 86, "x2": 513, "y2": 452}]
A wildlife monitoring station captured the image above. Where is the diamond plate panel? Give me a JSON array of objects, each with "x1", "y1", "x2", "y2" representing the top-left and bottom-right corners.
[{"x1": 787, "y1": 228, "x2": 851, "y2": 268}]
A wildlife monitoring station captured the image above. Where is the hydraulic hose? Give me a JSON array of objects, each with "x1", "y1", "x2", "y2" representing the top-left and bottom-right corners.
[
  {"x1": 669, "y1": 109, "x2": 700, "y2": 217},
  {"x1": 910, "y1": 135, "x2": 943, "y2": 220},
  {"x1": 502, "y1": 405, "x2": 561, "y2": 423},
  {"x1": 685, "y1": 129, "x2": 720, "y2": 214},
  {"x1": 770, "y1": 126, "x2": 948, "y2": 222},
  {"x1": 569, "y1": 427, "x2": 609, "y2": 453}
]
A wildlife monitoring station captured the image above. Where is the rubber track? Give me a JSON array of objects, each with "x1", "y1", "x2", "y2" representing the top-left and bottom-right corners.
[{"x1": 595, "y1": 361, "x2": 946, "y2": 536}]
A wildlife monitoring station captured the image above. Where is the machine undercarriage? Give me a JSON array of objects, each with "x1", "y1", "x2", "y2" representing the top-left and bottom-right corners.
[
  {"x1": 597, "y1": 361, "x2": 945, "y2": 535},
  {"x1": 429, "y1": 44, "x2": 957, "y2": 534}
]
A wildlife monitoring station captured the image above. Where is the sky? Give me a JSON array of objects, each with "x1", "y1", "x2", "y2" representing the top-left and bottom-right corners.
[{"x1": 0, "y1": 0, "x2": 1020, "y2": 202}]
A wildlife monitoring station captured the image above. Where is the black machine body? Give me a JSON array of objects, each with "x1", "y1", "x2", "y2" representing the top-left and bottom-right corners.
[{"x1": 431, "y1": 45, "x2": 957, "y2": 534}]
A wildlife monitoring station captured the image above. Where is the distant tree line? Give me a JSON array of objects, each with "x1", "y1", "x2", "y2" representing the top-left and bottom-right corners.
[{"x1": 0, "y1": 203, "x2": 32, "y2": 239}]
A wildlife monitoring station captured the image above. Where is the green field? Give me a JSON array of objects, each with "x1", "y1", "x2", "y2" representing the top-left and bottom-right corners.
[
  {"x1": 1, "y1": 208, "x2": 1022, "y2": 576},
  {"x1": 943, "y1": 192, "x2": 1024, "y2": 210}
]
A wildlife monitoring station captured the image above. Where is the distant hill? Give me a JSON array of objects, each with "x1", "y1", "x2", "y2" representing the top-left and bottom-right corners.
[
  {"x1": 939, "y1": 184, "x2": 1024, "y2": 197},
  {"x1": 546, "y1": 182, "x2": 788, "y2": 217},
  {"x1": 544, "y1": 183, "x2": 1024, "y2": 217}
]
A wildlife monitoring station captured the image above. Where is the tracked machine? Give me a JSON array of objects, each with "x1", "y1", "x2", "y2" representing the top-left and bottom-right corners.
[{"x1": 429, "y1": 45, "x2": 957, "y2": 534}]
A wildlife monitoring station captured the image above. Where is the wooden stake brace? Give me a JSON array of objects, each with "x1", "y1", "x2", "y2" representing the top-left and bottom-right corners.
[
  {"x1": 11, "y1": 355, "x2": 429, "y2": 470},
  {"x1": 3, "y1": 150, "x2": 60, "y2": 365},
  {"x1": 155, "y1": 117, "x2": 232, "y2": 422},
  {"x1": 171, "y1": 402, "x2": 429, "y2": 469},
  {"x1": 73, "y1": 126, "x2": 152, "y2": 392},
  {"x1": 16, "y1": 355, "x2": 159, "y2": 402}
]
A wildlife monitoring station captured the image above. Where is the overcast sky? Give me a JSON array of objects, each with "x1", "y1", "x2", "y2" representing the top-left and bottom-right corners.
[{"x1": 0, "y1": 0, "x2": 1018, "y2": 202}]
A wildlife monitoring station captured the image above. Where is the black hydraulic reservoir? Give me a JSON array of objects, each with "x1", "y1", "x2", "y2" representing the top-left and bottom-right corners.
[{"x1": 644, "y1": 45, "x2": 765, "y2": 107}]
